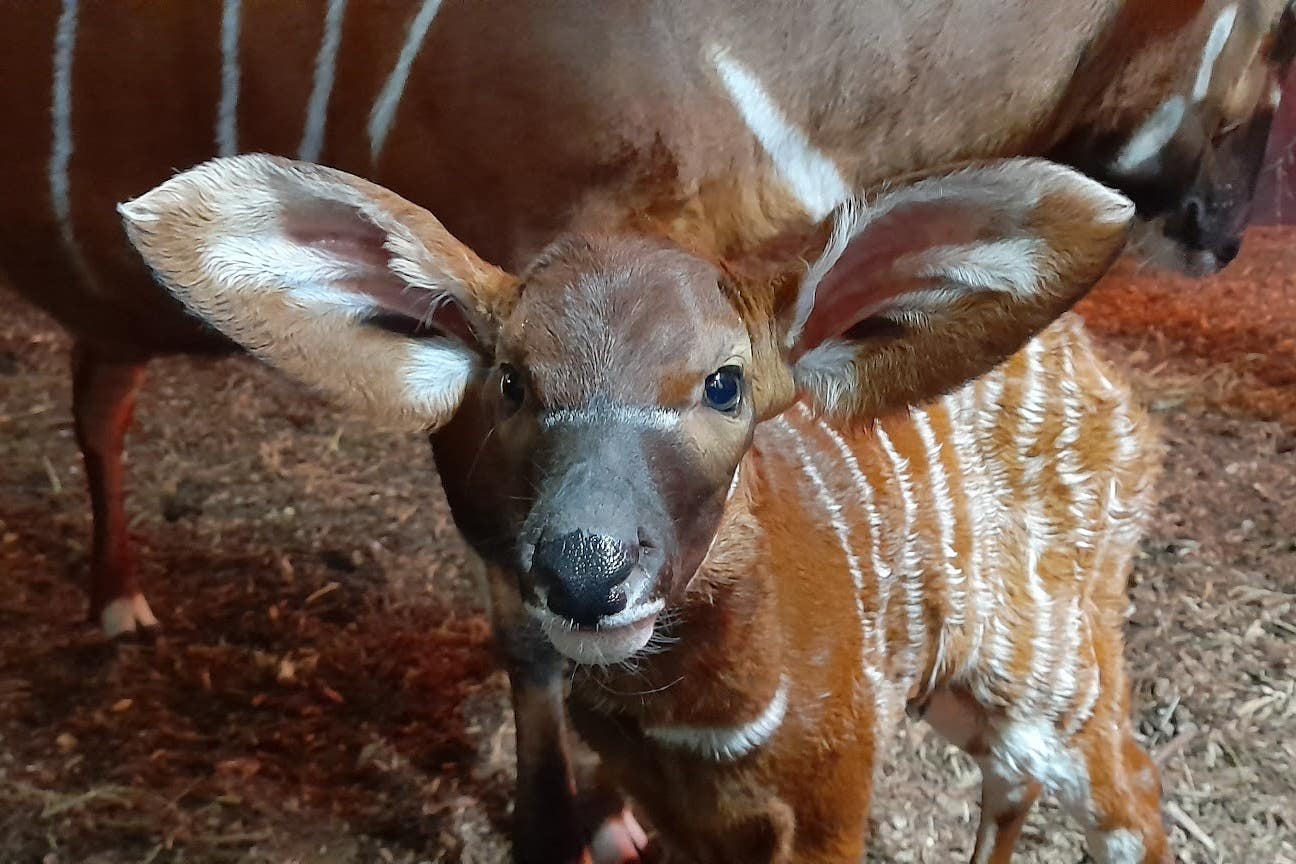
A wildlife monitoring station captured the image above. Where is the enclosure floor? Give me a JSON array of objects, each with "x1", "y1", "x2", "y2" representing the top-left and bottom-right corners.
[{"x1": 2, "y1": 228, "x2": 1294, "y2": 864}]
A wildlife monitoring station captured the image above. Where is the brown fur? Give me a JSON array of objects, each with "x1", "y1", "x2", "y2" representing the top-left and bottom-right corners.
[
  {"x1": 569, "y1": 319, "x2": 1165, "y2": 863},
  {"x1": 3, "y1": 2, "x2": 1284, "y2": 344},
  {"x1": 5, "y1": 0, "x2": 1283, "y2": 634},
  {"x1": 7, "y1": 4, "x2": 1283, "y2": 860},
  {"x1": 119, "y1": 153, "x2": 1155, "y2": 862}
]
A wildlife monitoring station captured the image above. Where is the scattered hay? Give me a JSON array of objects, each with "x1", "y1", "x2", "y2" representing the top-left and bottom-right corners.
[{"x1": 2, "y1": 227, "x2": 1294, "y2": 862}]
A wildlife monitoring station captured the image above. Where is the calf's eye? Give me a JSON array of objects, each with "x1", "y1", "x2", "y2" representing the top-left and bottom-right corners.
[
  {"x1": 703, "y1": 366, "x2": 743, "y2": 413},
  {"x1": 500, "y1": 363, "x2": 526, "y2": 405}
]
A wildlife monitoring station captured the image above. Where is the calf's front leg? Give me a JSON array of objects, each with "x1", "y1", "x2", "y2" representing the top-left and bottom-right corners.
[{"x1": 484, "y1": 564, "x2": 644, "y2": 864}]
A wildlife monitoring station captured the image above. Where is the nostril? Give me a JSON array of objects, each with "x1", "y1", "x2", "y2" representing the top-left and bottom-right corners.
[
  {"x1": 606, "y1": 584, "x2": 629, "y2": 615},
  {"x1": 531, "y1": 530, "x2": 638, "y2": 626},
  {"x1": 546, "y1": 579, "x2": 628, "y2": 627},
  {"x1": 1217, "y1": 238, "x2": 1242, "y2": 264},
  {"x1": 545, "y1": 581, "x2": 580, "y2": 621},
  {"x1": 1179, "y1": 196, "x2": 1207, "y2": 249}
]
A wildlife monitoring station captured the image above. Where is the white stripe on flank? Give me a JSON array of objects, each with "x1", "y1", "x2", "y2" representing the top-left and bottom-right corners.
[
  {"x1": 779, "y1": 416, "x2": 884, "y2": 696},
  {"x1": 1048, "y1": 337, "x2": 1090, "y2": 719},
  {"x1": 368, "y1": 0, "x2": 444, "y2": 162},
  {"x1": 1194, "y1": 5, "x2": 1239, "y2": 103},
  {"x1": 1019, "y1": 504, "x2": 1057, "y2": 714},
  {"x1": 1016, "y1": 339, "x2": 1048, "y2": 472},
  {"x1": 709, "y1": 44, "x2": 851, "y2": 220},
  {"x1": 1055, "y1": 337, "x2": 1097, "y2": 529},
  {"x1": 218, "y1": 0, "x2": 242, "y2": 156},
  {"x1": 944, "y1": 388, "x2": 988, "y2": 671},
  {"x1": 300, "y1": 0, "x2": 348, "y2": 161},
  {"x1": 1087, "y1": 379, "x2": 1144, "y2": 629},
  {"x1": 1050, "y1": 598, "x2": 1083, "y2": 721},
  {"x1": 49, "y1": 0, "x2": 97, "y2": 292},
  {"x1": 1064, "y1": 644, "x2": 1101, "y2": 737},
  {"x1": 1015, "y1": 339, "x2": 1056, "y2": 712},
  {"x1": 972, "y1": 369, "x2": 1015, "y2": 699},
  {"x1": 811, "y1": 412, "x2": 900, "y2": 723},
  {"x1": 646, "y1": 675, "x2": 790, "y2": 761},
  {"x1": 812, "y1": 416, "x2": 892, "y2": 632},
  {"x1": 912, "y1": 407, "x2": 966, "y2": 630},
  {"x1": 875, "y1": 422, "x2": 926, "y2": 688}
]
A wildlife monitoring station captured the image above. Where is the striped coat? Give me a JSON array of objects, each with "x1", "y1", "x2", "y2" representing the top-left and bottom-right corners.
[{"x1": 570, "y1": 314, "x2": 1163, "y2": 864}]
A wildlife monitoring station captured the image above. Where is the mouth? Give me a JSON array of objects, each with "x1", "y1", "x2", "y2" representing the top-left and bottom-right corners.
[
  {"x1": 1127, "y1": 218, "x2": 1227, "y2": 277},
  {"x1": 527, "y1": 598, "x2": 664, "y2": 665}
]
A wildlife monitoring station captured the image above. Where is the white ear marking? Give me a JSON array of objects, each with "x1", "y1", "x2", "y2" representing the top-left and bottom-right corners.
[
  {"x1": 403, "y1": 340, "x2": 476, "y2": 421},
  {"x1": 124, "y1": 155, "x2": 483, "y2": 323},
  {"x1": 1113, "y1": 96, "x2": 1187, "y2": 174},
  {"x1": 1194, "y1": 4, "x2": 1239, "y2": 103},
  {"x1": 202, "y1": 234, "x2": 380, "y2": 309},
  {"x1": 787, "y1": 200, "x2": 865, "y2": 348},
  {"x1": 790, "y1": 163, "x2": 1130, "y2": 350},
  {"x1": 709, "y1": 44, "x2": 851, "y2": 221},
  {"x1": 911, "y1": 238, "x2": 1046, "y2": 299},
  {"x1": 793, "y1": 339, "x2": 858, "y2": 413}
]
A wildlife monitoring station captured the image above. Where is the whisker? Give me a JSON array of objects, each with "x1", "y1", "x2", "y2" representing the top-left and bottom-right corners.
[{"x1": 466, "y1": 421, "x2": 500, "y2": 481}]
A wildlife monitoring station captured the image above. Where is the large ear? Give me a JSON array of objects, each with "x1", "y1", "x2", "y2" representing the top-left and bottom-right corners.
[
  {"x1": 786, "y1": 158, "x2": 1133, "y2": 419},
  {"x1": 119, "y1": 154, "x2": 515, "y2": 431}
]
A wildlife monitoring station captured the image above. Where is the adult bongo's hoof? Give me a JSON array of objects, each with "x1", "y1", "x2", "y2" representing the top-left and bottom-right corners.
[{"x1": 98, "y1": 594, "x2": 160, "y2": 641}]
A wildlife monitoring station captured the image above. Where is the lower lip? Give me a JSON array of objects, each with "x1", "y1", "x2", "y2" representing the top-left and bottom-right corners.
[{"x1": 540, "y1": 610, "x2": 660, "y2": 666}]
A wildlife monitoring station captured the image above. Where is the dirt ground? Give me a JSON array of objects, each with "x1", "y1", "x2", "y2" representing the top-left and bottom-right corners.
[{"x1": 1, "y1": 228, "x2": 1293, "y2": 864}]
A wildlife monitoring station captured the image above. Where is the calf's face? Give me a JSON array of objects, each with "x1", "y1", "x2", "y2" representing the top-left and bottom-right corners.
[
  {"x1": 487, "y1": 238, "x2": 754, "y2": 662},
  {"x1": 120, "y1": 155, "x2": 1134, "y2": 666}
]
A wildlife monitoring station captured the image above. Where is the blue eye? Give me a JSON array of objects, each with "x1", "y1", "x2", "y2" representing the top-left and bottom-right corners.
[{"x1": 703, "y1": 366, "x2": 743, "y2": 413}]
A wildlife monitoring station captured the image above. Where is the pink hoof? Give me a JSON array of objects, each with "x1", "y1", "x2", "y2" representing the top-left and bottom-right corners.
[
  {"x1": 99, "y1": 593, "x2": 159, "y2": 639},
  {"x1": 586, "y1": 807, "x2": 649, "y2": 864}
]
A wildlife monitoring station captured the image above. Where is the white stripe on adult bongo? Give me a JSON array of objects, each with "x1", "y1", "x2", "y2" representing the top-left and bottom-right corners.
[
  {"x1": 300, "y1": 0, "x2": 348, "y2": 161},
  {"x1": 217, "y1": 0, "x2": 242, "y2": 156},
  {"x1": 368, "y1": 0, "x2": 444, "y2": 162},
  {"x1": 49, "y1": 0, "x2": 98, "y2": 293}
]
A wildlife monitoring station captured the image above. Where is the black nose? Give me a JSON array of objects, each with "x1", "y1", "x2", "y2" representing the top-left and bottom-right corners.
[
  {"x1": 1216, "y1": 238, "x2": 1242, "y2": 264},
  {"x1": 531, "y1": 530, "x2": 637, "y2": 626},
  {"x1": 1177, "y1": 195, "x2": 1242, "y2": 265}
]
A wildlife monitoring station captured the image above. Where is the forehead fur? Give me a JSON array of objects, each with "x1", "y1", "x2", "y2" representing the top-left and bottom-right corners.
[{"x1": 500, "y1": 235, "x2": 749, "y2": 407}]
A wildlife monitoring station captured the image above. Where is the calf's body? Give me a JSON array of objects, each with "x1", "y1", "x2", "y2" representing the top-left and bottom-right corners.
[{"x1": 571, "y1": 317, "x2": 1162, "y2": 862}]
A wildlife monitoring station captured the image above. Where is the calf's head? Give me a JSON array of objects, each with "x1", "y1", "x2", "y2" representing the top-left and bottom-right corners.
[
  {"x1": 121, "y1": 155, "x2": 1131, "y2": 665},
  {"x1": 1059, "y1": 0, "x2": 1296, "y2": 275}
]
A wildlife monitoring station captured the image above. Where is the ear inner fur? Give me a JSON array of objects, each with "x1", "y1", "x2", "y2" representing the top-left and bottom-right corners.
[
  {"x1": 787, "y1": 161, "x2": 1133, "y2": 421},
  {"x1": 119, "y1": 154, "x2": 516, "y2": 431}
]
